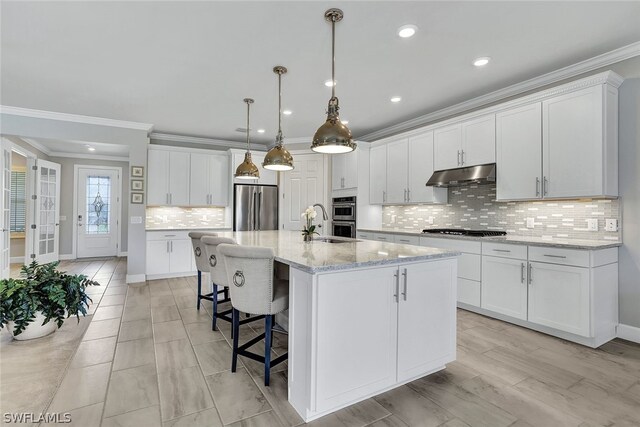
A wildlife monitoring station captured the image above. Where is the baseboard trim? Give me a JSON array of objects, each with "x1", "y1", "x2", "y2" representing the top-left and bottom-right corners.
[
  {"x1": 59, "y1": 254, "x2": 75, "y2": 260},
  {"x1": 118, "y1": 251, "x2": 128, "y2": 257},
  {"x1": 617, "y1": 323, "x2": 640, "y2": 344},
  {"x1": 10, "y1": 256, "x2": 25, "y2": 264},
  {"x1": 126, "y1": 273, "x2": 146, "y2": 284}
]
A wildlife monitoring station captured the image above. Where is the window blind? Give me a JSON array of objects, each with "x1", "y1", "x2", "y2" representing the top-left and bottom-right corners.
[{"x1": 10, "y1": 171, "x2": 26, "y2": 232}]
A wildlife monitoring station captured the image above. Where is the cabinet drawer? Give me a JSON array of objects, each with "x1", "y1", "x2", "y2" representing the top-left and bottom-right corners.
[
  {"x1": 357, "y1": 231, "x2": 372, "y2": 240},
  {"x1": 482, "y1": 242, "x2": 527, "y2": 260},
  {"x1": 394, "y1": 235, "x2": 420, "y2": 246},
  {"x1": 459, "y1": 253, "x2": 481, "y2": 281},
  {"x1": 373, "y1": 233, "x2": 394, "y2": 242},
  {"x1": 529, "y1": 246, "x2": 589, "y2": 267},
  {"x1": 420, "y1": 237, "x2": 481, "y2": 255},
  {"x1": 147, "y1": 231, "x2": 192, "y2": 241}
]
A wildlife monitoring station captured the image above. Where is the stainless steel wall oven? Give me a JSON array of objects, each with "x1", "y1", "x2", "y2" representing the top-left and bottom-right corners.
[{"x1": 331, "y1": 196, "x2": 356, "y2": 238}]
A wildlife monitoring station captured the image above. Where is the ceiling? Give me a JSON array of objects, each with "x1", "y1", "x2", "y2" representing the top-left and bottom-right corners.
[
  {"x1": 2, "y1": 1, "x2": 640, "y2": 145},
  {"x1": 23, "y1": 137, "x2": 130, "y2": 158}
]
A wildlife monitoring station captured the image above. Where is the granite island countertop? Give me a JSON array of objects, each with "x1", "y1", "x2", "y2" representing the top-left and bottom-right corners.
[
  {"x1": 146, "y1": 227, "x2": 232, "y2": 232},
  {"x1": 358, "y1": 228, "x2": 622, "y2": 250},
  {"x1": 211, "y1": 230, "x2": 459, "y2": 273}
]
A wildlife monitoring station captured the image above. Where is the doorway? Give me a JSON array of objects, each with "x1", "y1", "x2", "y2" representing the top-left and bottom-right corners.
[{"x1": 74, "y1": 166, "x2": 121, "y2": 258}]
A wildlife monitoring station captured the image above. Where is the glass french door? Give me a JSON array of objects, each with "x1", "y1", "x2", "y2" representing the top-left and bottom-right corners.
[
  {"x1": 33, "y1": 159, "x2": 61, "y2": 264},
  {"x1": 1, "y1": 145, "x2": 11, "y2": 278}
]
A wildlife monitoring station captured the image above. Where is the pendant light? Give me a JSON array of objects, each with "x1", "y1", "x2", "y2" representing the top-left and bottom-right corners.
[
  {"x1": 263, "y1": 66, "x2": 294, "y2": 171},
  {"x1": 311, "y1": 8, "x2": 356, "y2": 154},
  {"x1": 235, "y1": 98, "x2": 260, "y2": 180}
]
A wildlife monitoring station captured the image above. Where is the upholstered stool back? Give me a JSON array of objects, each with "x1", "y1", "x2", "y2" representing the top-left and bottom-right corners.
[
  {"x1": 188, "y1": 231, "x2": 218, "y2": 272},
  {"x1": 201, "y1": 236, "x2": 237, "y2": 287}
]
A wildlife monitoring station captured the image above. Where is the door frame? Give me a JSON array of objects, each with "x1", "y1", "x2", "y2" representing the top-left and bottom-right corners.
[{"x1": 72, "y1": 165, "x2": 122, "y2": 259}]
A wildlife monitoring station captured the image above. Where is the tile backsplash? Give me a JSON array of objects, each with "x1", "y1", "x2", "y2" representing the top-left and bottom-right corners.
[
  {"x1": 383, "y1": 184, "x2": 621, "y2": 241},
  {"x1": 146, "y1": 206, "x2": 227, "y2": 229}
]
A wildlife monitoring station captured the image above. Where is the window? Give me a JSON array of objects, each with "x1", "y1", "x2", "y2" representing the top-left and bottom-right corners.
[
  {"x1": 86, "y1": 175, "x2": 111, "y2": 234},
  {"x1": 10, "y1": 171, "x2": 26, "y2": 232}
]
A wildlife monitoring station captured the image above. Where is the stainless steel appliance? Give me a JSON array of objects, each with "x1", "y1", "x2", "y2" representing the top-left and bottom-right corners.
[
  {"x1": 331, "y1": 196, "x2": 356, "y2": 238},
  {"x1": 426, "y1": 163, "x2": 496, "y2": 187},
  {"x1": 422, "y1": 228, "x2": 506, "y2": 237},
  {"x1": 234, "y1": 184, "x2": 278, "y2": 231}
]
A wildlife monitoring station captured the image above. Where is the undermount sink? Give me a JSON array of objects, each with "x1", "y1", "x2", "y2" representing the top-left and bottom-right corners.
[{"x1": 312, "y1": 237, "x2": 361, "y2": 243}]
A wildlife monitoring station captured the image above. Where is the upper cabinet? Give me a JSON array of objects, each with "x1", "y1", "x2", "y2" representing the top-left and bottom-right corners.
[
  {"x1": 497, "y1": 82, "x2": 619, "y2": 200},
  {"x1": 332, "y1": 150, "x2": 358, "y2": 190},
  {"x1": 370, "y1": 132, "x2": 446, "y2": 205},
  {"x1": 231, "y1": 151, "x2": 277, "y2": 186},
  {"x1": 148, "y1": 149, "x2": 190, "y2": 206},
  {"x1": 189, "y1": 153, "x2": 229, "y2": 206},
  {"x1": 434, "y1": 114, "x2": 495, "y2": 171}
]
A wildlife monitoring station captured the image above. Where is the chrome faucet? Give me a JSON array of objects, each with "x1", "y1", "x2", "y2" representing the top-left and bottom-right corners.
[{"x1": 313, "y1": 203, "x2": 329, "y2": 221}]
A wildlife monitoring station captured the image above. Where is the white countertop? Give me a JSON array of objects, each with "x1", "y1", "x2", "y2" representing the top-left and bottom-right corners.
[
  {"x1": 359, "y1": 228, "x2": 621, "y2": 250},
  {"x1": 146, "y1": 227, "x2": 232, "y2": 232},
  {"x1": 211, "y1": 230, "x2": 458, "y2": 273}
]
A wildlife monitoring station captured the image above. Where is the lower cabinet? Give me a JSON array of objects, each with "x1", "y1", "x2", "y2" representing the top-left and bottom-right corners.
[
  {"x1": 146, "y1": 232, "x2": 195, "y2": 277},
  {"x1": 481, "y1": 256, "x2": 528, "y2": 320}
]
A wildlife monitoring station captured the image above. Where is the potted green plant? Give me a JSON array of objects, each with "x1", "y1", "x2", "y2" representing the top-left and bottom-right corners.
[{"x1": 0, "y1": 261, "x2": 99, "y2": 340}]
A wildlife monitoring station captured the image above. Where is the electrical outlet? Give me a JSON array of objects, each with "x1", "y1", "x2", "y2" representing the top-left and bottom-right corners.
[
  {"x1": 130, "y1": 216, "x2": 143, "y2": 224},
  {"x1": 586, "y1": 218, "x2": 598, "y2": 231},
  {"x1": 605, "y1": 218, "x2": 618, "y2": 232},
  {"x1": 391, "y1": 215, "x2": 396, "y2": 224},
  {"x1": 526, "y1": 218, "x2": 535, "y2": 229},
  {"x1": 427, "y1": 216, "x2": 434, "y2": 225}
]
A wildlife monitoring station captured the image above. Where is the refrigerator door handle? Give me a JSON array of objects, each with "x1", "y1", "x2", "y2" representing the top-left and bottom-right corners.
[{"x1": 257, "y1": 190, "x2": 262, "y2": 230}]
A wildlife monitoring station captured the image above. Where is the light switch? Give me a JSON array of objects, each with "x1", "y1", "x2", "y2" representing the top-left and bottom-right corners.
[
  {"x1": 130, "y1": 216, "x2": 143, "y2": 224},
  {"x1": 526, "y1": 218, "x2": 535, "y2": 229},
  {"x1": 59, "y1": 215, "x2": 67, "y2": 221}
]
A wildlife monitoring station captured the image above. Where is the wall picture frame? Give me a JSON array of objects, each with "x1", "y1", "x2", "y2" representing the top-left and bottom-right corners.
[
  {"x1": 131, "y1": 179, "x2": 144, "y2": 191},
  {"x1": 131, "y1": 192, "x2": 144, "y2": 204},
  {"x1": 131, "y1": 166, "x2": 144, "y2": 177}
]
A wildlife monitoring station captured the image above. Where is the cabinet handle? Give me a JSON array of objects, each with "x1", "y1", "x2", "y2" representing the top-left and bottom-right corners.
[
  {"x1": 393, "y1": 270, "x2": 399, "y2": 302},
  {"x1": 543, "y1": 176, "x2": 548, "y2": 196},
  {"x1": 166, "y1": 193, "x2": 169, "y2": 204},
  {"x1": 401, "y1": 268, "x2": 408, "y2": 301},
  {"x1": 536, "y1": 177, "x2": 540, "y2": 197},
  {"x1": 166, "y1": 241, "x2": 170, "y2": 253},
  {"x1": 521, "y1": 263, "x2": 525, "y2": 284},
  {"x1": 383, "y1": 191, "x2": 386, "y2": 203},
  {"x1": 403, "y1": 188, "x2": 407, "y2": 202},
  {"x1": 543, "y1": 254, "x2": 567, "y2": 259},
  {"x1": 492, "y1": 249, "x2": 511, "y2": 253},
  {"x1": 457, "y1": 150, "x2": 461, "y2": 166},
  {"x1": 528, "y1": 263, "x2": 533, "y2": 284},
  {"x1": 407, "y1": 189, "x2": 410, "y2": 201},
  {"x1": 164, "y1": 234, "x2": 176, "y2": 237}
]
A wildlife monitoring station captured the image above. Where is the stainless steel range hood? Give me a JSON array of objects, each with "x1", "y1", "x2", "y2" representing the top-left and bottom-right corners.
[{"x1": 426, "y1": 163, "x2": 496, "y2": 187}]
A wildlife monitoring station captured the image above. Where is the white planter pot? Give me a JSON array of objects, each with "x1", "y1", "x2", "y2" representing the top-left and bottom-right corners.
[{"x1": 8, "y1": 311, "x2": 57, "y2": 341}]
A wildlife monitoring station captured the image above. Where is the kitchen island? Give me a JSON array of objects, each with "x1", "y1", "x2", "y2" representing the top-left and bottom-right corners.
[{"x1": 215, "y1": 230, "x2": 459, "y2": 422}]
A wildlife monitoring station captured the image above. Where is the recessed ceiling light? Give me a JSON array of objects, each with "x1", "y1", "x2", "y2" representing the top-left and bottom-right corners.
[
  {"x1": 283, "y1": 110, "x2": 292, "y2": 115},
  {"x1": 257, "y1": 129, "x2": 265, "y2": 133},
  {"x1": 398, "y1": 24, "x2": 418, "y2": 38},
  {"x1": 324, "y1": 79, "x2": 336, "y2": 87},
  {"x1": 87, "y1": 147, "x2": 96, "y2": 151},
  {"x1": 473, "y1": 57, "x2": 491, "y2": 67},
  {"x1": 390, "y1": 96, "x2": 402, "y2": 103}
]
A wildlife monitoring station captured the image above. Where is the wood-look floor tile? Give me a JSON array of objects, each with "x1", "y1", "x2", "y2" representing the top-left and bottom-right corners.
[
  {"x1": 438, "y1": 419, "x2": 472, "y2": 427},
  {"x1": 568, "y1": 379, "x2": 640, "y2": 425},
  {"x1": 104, "y1": 363, "x2": 159, "y2": 417},
  {"x1": 126, "y1": 295, "x2": 151, "y2": 308},
  {"x1": 83, "y1": 318, "x2": 121, "y2": 341},
  {"x1": 128, "y1": 285, "x2": 151, "y2": 298},
  {"x1": 225, "y1": 410, "x2": 285, "y2": 427},
  {"x1": 306, "y1": 398, "x2": 390, "y2": 427},
  {"x1": 158, "y1": 365, "x2": 214, "y2": 421},
  {"x1": 174, "y1": 295, "x2": 195, "y2": 309},
  {"x1": 70, "y1": 336, "x2": 117, "y2": 368},
  {"x1": 48, "y1": 362, "x2": 112, "y2": 412},
  {"x1": 118, "y1": 318, "x2": 153, "y2": 342},
  {"x1": 101, "y1": 294, "x2": 127, "y2": 307},
  {"x1": 122, "y1": 304, "x2": 151, "y2": 322},
  {"x1": 153, "y1": 320, "x2": 188, "y2": 343},
  {"x1": 113, "y1": 337, "x2": 155, "y2": 371},
  {"x1": 185, "y1": 321, "x2": 225, "y2": 345},
  {"x1": 104, "y1": 286, "x2": 128, "y2": 296},
  {"x1": 152, "y1": 305, "x2": 181, "y2": 323},
  {"x1": 179, "y1": 307, "x2": 213, "y2": 325},
  {"x1": 255, "y1": 370, "x2": 304, "y2": 427},
  {"x1": 193, "y1": 340, "x2": 232, "y2": 376},
  {"x1": 50, "y1": 402, "x2": 104, "y2": 427},
  {"x1": 151, "y1": 295, "x2": 177, "y2": 308},
  {"x1": 205, "y1": 367, "x2": 271, "y2": 425},
  {"x1": 162, "y1": 407, "x2": 223, "y2": 427},
  {"x1": 102, "y1": 405, "x2": 162, "y2": 427},
  {"x1": 366, "y1": 415, "x2": 410, "y2": 427},
  {"x1": 93, "y1": 305, "x2": 124, "y2": 321},
  {"x1": 374, "y1": 384, "x2": 454, "y2": 427},
  {"x1": 456, "y1": 345, "x2": 530, "y2": 386},
  {"x1": 155, "y1": 339, "x2": 199, "y2": 372}
]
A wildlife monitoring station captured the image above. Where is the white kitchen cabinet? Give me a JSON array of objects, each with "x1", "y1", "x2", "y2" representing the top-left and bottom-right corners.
[
  {"x1": 434, "y1": 114, "x2": 495, "y2": 171},
  {"x1": 331, "y1": 150, "x2": 357, "y2": 190},
  {"x1": 527, "y1": 261, "x2": 590, "y2": 336},
  {"x1": 146, "y1": 232, "x2": 195, "y2": 278},
  {"x1": 232, "y1": 151, "x2": 277, "y2": 186},
  {"x1": 481, "y1": 255, "x2": 528, "y2": 320},
  {"x1": 369, "y1": 145, "x2": 387, "y2": 204},
  {"x1": 408, "y1": 132, "x2": 447, "y2": 204},
  {"x1": 190, "y1": 153, "x2": 229, "y2": 206},
  {"x1": 385, "y1": 138, "x2": 409, "y2": 204},
  {"x1": 496, "y1": 103, "x2": 542, "y2": 200},
  {"x1": 147, "y1": 149, "x2": 190, "y2": 206},
  {"x1": 146, "y1": 240, "x2": 171, "y2": 275}
]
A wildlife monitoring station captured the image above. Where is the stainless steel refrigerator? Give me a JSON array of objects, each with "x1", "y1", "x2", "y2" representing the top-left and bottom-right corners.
[{"x1": 233, "y1": 184, "x2": 279, "y2": 231}]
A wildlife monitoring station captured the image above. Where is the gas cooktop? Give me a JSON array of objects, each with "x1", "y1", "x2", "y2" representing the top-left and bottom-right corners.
[{"x1": 422, "y1": 228, "x2": 507, "y2": 237}]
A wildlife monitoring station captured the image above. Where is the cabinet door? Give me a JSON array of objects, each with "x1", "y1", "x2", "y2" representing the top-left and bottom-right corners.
[
  {"x1": 385, "y1": 138, "x2": 408, "y2": 204},
  {"x1": 315, "y1": 266, "x2": 398, "y2": 412},
  {"x1": 528, "y1": 262, "x2": 590, "y2": 336},
  {"x1": 209, "y1": 154, "x2": 229, "y2": 206},
  {"x1": 344, "y1": 150, "x2": 358, "y2": 189},
  {"x1": 146, "y1": 240, "x2": 170, "y2": 275},
  {"x1": 543, "y1": 86, "x2": 603, "y2": 198},
  {"x1": 408, "y1": 132, "x2": 447, "y2": 204},
  {"x1": 397, "y1": 260, "x2": 456, "y2": 382},
  {"x1": 189, "y1": 154, "x2": 209, "y2": 205},
  {"x1": 331, "y1": 155, "x2": 346, "y2": 190},
  {"x1": 481, "y1": 256, "x2": 528, "y2": 320},
  {"x1": 461, "y1": 114, "x2": 495, "y2": 167},
  {"x1": 169, "y1": 239, "x2": 193, "y2": 273},
  {"x1": 255, "y1": 152, "x2": 278, "y2": 186},
  {"x1": 147, "y1": 150, "x2": 169, "y2": 205},
  {"x1": 496, "y1": 103, "x2": 543, "y2": 200},
  {"x1": 434, "y1": 123, "x2": 462, "y2": 171},
  {"x1": 369, "y1": 145, "x2": 387, "y2": 204},
  {"x1": 168, "y1": 151, "x2": 190, "y2": 206}
]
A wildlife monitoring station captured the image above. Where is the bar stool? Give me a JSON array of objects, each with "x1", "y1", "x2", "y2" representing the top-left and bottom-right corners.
[
  {"x1": 218, "y1": 244, "x2": 288, "y2": 386},
  {"x1": 201, "y1": 236, "x2": 236, "y2": 332},
  {"x1": 188, "y1": 232, "x2": 228, "y2": 311}
]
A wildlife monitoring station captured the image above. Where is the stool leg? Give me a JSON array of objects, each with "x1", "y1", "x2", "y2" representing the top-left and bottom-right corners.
[
  {"x1": 231, "y1": 308, "x2": 240, "y2": 373},
  {"x1": 212, "y1": 283, "x2": 218, "y2": 331},
  {"x1": 224, "y1": 287, "x2": 229, "y2": 301},
  {"x1": 264, "y1": 315, "x2": 273, "y2": 386},
  {"x1": 196, "y1": 270, "x2": 202, "y2": 310}
]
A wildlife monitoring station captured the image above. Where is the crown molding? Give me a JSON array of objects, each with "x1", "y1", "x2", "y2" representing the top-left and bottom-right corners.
[
  {"x1": 48, "y1": 152, "x2": 129, "y2": 162},
  {"x1": 360, "y1": 41, "x2": 639, "y2": 142},
  {"x1": 0, "y1": 105, "x2": 154, "y2": 133},
  {"x1": 19, "y1": 137, "x2": 52, "y2": 155},
  {"x1": 149, "y1": 132, "x2": 261, "y2": 151}
]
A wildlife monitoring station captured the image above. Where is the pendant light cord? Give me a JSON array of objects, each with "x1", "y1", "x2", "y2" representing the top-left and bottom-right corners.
[
  {"x1": 277, "y1": 71, "x2": 282, "y2": 145},
  {"x1": 246, "y1": 101, "x2": 251, "y2": 153},
  {"x1": 331, "y1": 17, "x2": 336, "y2": 100}
]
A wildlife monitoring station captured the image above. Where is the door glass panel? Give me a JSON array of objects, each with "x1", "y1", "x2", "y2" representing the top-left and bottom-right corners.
[{"x1": 85, "y1": 175, "x2": 111, "y2": 234}]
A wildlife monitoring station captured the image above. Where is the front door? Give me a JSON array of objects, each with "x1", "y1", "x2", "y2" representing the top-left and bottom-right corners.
[
  {"x1": 280, "y1": 154, "x2": 326, "y2": 231},
  {"x1": 33, "y1": 159, "x2": 61, "y2": 264},
  {"x1": 76, "y1": 167, "x2": 120, "y2": 258}
]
